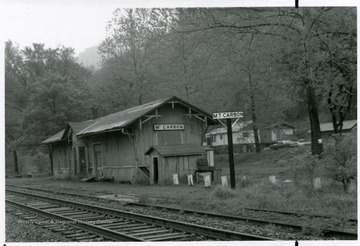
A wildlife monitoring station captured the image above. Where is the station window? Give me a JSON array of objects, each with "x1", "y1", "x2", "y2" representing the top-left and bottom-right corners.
[
  {"x1": 212, "y1": 135, "x2": 216, "y2": 142},
  {"x1": 242, "y1": 132, "x2": 249, "y2": 138},
  {"x1": 220, "y1": 134, "x2": 223, "y2": 140}
]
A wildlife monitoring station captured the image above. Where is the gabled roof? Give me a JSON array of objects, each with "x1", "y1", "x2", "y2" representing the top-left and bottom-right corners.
[
  {"x1": 77, "y1": 96, "x2": 216, "y2": 137},
  {"x1": 42, "y1": 96, "x2": 217, "y2": 144},
  {"x1": 145, "y1": 144, "x2": 206, "y2": 157},
  {"x1": 264, "y1": 122, "x2": 294, "y2": 129},
  {"x1": 320, "y1": 120, "x2": 357, "y2": 132},
  {"x1": 68, "y1": 120, "x2": 96, "y2": 134},
  {"x1": 42, "y1": 129, "x2": 66, "y2": 144},
  {"x1": 42, "y1": 121, "x2": 96, "y2": 144}
]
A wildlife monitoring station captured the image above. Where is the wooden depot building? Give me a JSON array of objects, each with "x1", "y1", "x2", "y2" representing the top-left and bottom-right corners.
[{"x1": 42, "y1": 96, "x2": 217, "y2": 185}]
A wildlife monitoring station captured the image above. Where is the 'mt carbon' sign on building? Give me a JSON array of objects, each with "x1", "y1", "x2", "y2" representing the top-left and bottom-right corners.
[{"x1": 154, "y1": 124, "x2": 185, "y2": 131}]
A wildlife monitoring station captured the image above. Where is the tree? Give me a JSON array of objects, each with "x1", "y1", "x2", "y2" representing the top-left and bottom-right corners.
[
  {"x1": 312, "y1": 8, "x2": 357, "y2": 133},
  {"x1": 96, "y1": 7, "x2": 355, "y2": 158},
  {"x1": 5, "y1": 41, "x2": 28, "y2": 173},
  {"x1": 5, "y1": 41, "x2": 92, "y2": 174},
  {"x1": 22, "y1": 72, "x2": 90, "y2": 147},
  {"x1": 173, "y1": 9, "x2": 299, "y2": 150},
  {"x1": 256, "y1": 7, "x2": 356, "y2": 154},
  {"x1": 99, "y1": 8, "x2": 173, "y2": 105}
]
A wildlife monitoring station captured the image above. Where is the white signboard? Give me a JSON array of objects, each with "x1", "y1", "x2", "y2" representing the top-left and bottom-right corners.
[
  {"x1": 212, "y1": 111, "x2": 244, "y2": 119},
  {"x1": 154, "y1": 124, "x2": 185, "y2": 131}
]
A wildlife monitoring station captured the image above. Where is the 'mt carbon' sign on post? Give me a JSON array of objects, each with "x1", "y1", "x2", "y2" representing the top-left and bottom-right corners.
[
  {"x1": 212, "y1": 110, "x2": 244, "y2": 190},
  {"x1": 212, "y1": 111, "x2": 244, "y2": 119}
]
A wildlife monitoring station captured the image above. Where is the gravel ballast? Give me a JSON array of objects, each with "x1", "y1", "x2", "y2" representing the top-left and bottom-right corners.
[{"x1": 6, "y1": 209, "x2": 72, "y2": 242}]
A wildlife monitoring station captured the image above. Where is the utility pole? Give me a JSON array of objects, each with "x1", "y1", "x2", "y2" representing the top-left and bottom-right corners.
[{"x1": 226, "y1": 119, "x2": 236, "y2": 189}]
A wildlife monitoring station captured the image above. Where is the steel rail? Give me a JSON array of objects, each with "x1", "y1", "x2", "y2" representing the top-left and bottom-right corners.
[
  {"x1": 6, "y1": 185, "x2": 102, "y2": 201},
  {"x1": 242, "y1": 207, "x2": 357, "y2": 224},
  {"x1": 6, "y1": 199, "x2": 144, "y2": 242},
  {"x1": 126, "y1": 202, "x2": 358, "y2": 240},
  {"x1": 6, "y1": 189, "x2": 274, "y2": 241}
]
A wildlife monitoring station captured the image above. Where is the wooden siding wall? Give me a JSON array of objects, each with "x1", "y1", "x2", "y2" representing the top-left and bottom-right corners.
[
  {"x1": 51, "y1": 103, "x2": 207, "y2": 183},
  {"x1": 134, "y1": 103, "x2": 204, "y2": 166},
  {"x1": 84, "y1": 132, "x2": 136, "y2": 182},
  {"x1": 82, "y1": 103, "x2": 205, "y2": 183},
  {"x1": 147, "y1": 150, "x2": 203, "y2": 185},
  {"x1": 162, "y1": 154, "x2": 203, "y2": 184},
  {"x1": 52, "y1": 143, "x2": 71, "y2": 179}
]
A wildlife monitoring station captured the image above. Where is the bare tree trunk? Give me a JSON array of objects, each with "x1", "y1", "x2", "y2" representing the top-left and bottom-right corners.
[
  {"x1": 300, "y1": 10, "x2": 323, "y2": 155},
  {"x1": 13, "y1": 150, "x2": 19, "y2": 174},
  {"x1": 306, "y1": 82, "x2": 323, "y2": 155},
  {"x1": 249, "y1": 73, "x2": 261, "y2": 153},
  {"x1": 247, "y1": 34, "x2": 261, "y2": 153}
]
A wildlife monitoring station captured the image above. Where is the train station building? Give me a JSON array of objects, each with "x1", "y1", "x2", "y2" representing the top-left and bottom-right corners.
[{"x1": 42, "y1": 96, "x2": 217, "y2": 184}]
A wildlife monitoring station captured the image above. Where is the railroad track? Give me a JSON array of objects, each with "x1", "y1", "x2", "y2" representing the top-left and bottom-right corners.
[
  {"x1": 6, "y1": 185, "x2": 357, "y2": 240},
  {"x1": 7, "y1": 184, "x2": 357, "y2": 224},
  {"x1": 6, "y1": 189, "x2": 273, "y2": 242},
  {"x1": 125, "y1": 202, "x2": 358, "y2": 240}
]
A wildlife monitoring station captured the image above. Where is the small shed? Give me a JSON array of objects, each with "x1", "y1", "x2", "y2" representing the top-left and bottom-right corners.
[{"x1": 145, "y1": 144, "x2": 206, "y2": 185}]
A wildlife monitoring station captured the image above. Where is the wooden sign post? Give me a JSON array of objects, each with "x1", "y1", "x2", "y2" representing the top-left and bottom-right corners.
[
  {"x1": 213, "y1": 111, "x2": 244, "y2": 189},
  {"x1": 226, "y1": 119, "x2": 236, "y2": 189}
]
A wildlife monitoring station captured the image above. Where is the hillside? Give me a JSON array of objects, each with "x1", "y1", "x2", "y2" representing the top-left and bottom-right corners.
[{"x1": 77, "y1": 45, "x2": 101, "y2": 70}]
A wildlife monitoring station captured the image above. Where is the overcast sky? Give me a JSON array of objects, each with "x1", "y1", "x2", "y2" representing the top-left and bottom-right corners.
[
  {"x1": 0, "y1": 0, "x2": 125, "y2": 54},
  {"x1": 0, "y1": 0, "x2": 357, "y2": 55}
]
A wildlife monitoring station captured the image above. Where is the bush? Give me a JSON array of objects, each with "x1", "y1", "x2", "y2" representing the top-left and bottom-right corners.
[
  {"x1": 291, "y1": 151, "x2": 322, "y2": 188},
  {"x1": 211, "y1": 186, "x2": 236, "y2": 199},
  {"x1": 322, "y1": 134, "x2": 357, "y2": 192}
]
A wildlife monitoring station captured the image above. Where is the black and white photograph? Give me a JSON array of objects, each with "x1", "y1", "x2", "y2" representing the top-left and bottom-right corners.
[{"x1": 1, "y1": 0, "x2": 358, "y2": 245}]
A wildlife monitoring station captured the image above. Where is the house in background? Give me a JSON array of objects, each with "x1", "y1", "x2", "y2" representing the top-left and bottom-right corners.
[
  {"x1": 315, "y1": 120, "x2": 357, "y2": 139},
  {"x1": 42, "y1": 96, "x2": 217, "y2": 185},
  {"x1": 259, "y1": 122, "x2": 296, "y2": 144},
  {"x1": 203, "y1": 121, "x2": 256, "y2": 152},
  {"x1": 203, "y1": 121, "x2": 295, "y2": 152}
]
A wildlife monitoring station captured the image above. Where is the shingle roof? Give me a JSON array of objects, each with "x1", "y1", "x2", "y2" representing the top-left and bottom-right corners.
[
  {"x1": 42, "y1": 129, "x2": 66, "y2": 144},
  {"x1": 145, "y1": 144, "x2": 206, "y2": 157},
  {"x1": 320, "y1": 120, "x2": 357, "y2": 132}
]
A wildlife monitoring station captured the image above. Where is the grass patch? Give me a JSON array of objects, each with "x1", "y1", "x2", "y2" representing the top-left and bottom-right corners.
[
  {"x1": 195, "y1": 176, "x2": 357, "y2": 218},
  {"x1": 215, "y1": 147, "x2": 311, "y2": 178}
]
